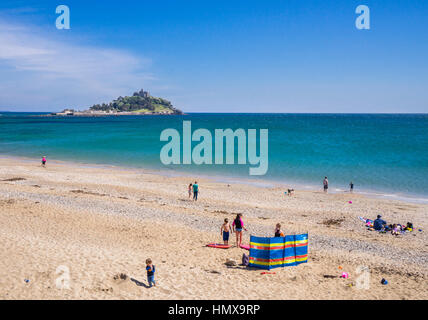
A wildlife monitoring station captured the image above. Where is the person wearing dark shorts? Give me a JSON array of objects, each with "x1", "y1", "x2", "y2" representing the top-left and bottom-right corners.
[
  {"x1": 323, "y1": 177, "x2": 328, "y2": 193},
  {"x1": 221, "y1": 218, "x2": 232, "y2": 245},
  {"x1": 350, "y1": 181, "x2": 354, "y2": 192},
  {"x1": 223, "y1": 231, "x2": 229, "y2": 242},
  {"x1": 193, "y1": 181, "x2": 199, "y2": 201}
]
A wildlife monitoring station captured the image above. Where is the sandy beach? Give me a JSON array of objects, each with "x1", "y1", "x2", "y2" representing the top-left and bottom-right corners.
[{"x1": 0, "y1": 157, "x2": 427, "y2": 300}]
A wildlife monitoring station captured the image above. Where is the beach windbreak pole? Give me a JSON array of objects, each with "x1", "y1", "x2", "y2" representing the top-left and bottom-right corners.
[{"x1": 249, "y1": 234, "x2": 308, "y2": 270}]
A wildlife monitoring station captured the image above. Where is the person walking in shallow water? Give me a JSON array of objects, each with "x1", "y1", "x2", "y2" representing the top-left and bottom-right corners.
[
  {"x1": 323, "y1": 177, "x2": 328, "y2": 193},
  {"x1": 41, "y1": 156, "x2": 47, "y2": 167},
  {"x1": 349, "y1": 181, "x2": 354, "y2": 193},
  {"x1": 192, "y1": 181, "x2": 199, "y2": 201}
]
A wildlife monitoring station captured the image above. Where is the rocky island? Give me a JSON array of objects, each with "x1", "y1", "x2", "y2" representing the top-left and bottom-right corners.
[{"x1": 51, "y1": 89, "x2": 183, "y2": 116}]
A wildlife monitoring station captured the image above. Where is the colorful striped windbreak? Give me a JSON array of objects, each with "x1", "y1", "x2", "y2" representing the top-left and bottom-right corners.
[{"x1": 249, "y1": 234, "x2": 308, "y2": 270}]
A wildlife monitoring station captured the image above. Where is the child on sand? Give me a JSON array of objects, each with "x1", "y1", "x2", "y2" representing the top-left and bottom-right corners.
[
  {"x1": 232, "y1": 213, "x2": 247, "y2": 247},
  {"x1": 391, "y1": 224, "x2": 401, "y2": 236},
  {"x1": 41, "y1": 156, "x2": 46, "y2": 167},
  {"x1": 274, "y1": 223, "x2": 285, "y2": 237},
  {"x1": 188, "y1": 183, "x2": 193, "y2": 199},
  {"x1": 146, "y1": 258, "x2": 156, "y2": 288},
  {"x1": 220, "y1": 218, "x2": 232, "y2": 245}
]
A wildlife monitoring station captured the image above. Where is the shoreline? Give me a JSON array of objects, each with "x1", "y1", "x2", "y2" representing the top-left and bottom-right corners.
[
  {"x1": 39, "y1": 112, "x2": 184, "y2": 117},
  {"x1": 2, "y1": 153, "x2": 428, "y2": 205},
  {"x1": 0, "y1": 156, "x2": 427, "y2": 299}
]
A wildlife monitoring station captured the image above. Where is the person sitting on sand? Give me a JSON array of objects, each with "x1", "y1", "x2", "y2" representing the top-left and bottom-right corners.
[
  {"x1": 232, "y1": 213, "x2": 247, "y2": 247},
  {"x1": 274, "y1": 223, "x2": 285, "y2": 237},
  {"x1": 146, "y1": 258, "x2": 156, "y2": 288},
  {"x1": 373, "y1": 215, "x2": 387, "y2": 231},
  {"x1": 287, "y1": 189, "x2": 294, "y2": 196},
  {"x1": 391, "y1": 224, "x2": 401, "y2": 236},
  {"x1": 221, "y1": 218, "x2": 232, "y2": 245},
  {"x1": 193, "y1": 181, "x2": 199, "y2": 201},
  {"x1": 188, "y1": 183, "x2": 193, "y2": 199},
  {"x1": 41, "y1": 156, "x2": 47, "y2": 167}
]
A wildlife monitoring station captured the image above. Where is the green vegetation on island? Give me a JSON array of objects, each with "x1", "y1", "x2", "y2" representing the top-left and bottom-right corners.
[{"x1": 89, "y1": 89, "x2": 182, "y2": 115}]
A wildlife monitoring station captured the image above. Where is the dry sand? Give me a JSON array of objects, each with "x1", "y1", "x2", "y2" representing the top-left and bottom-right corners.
[{"x1": 0, "y1": 157, "x2": 427, "y2": 300}]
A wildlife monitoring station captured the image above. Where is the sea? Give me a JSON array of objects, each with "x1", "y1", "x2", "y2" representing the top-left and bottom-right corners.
[{"x1": 1, "y1": 112, "x2": 427, "y2": 203}]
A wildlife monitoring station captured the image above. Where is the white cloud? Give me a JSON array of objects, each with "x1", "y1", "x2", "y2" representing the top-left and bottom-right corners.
[{"x1": 0, "y1": 19, "x2": 155, "y2": 111}]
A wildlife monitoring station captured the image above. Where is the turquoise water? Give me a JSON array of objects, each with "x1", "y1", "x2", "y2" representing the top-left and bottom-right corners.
[{"x1": 1, "y1": 113, "x2": 427, "y2": 200}]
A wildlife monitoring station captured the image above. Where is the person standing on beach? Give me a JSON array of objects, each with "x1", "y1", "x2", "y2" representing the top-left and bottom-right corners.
[
  {"x1": 193, "y1": 181, "x2": 199, "y2": 201},
  {"x1": 220, "y1": 218, "x2": 232, "y2": 245},
  {"x1": 232, "y1": 213, "x2": 247, "y2": 247},
  {"x1": 349, "y1": 181, "x2": 354, "y2": 193},
  {"x1": 323, "y1": 177, "x2": 328, "y2": 193},
  {"x1": 188, "y1": 183, "x2": 193, "y2": 199},
  {"x1": 146, "y1": 258, "x2": 156, "y2": 288},
  {"x1": 41, "y1": 156, "x2": 47, "y2": 167}
]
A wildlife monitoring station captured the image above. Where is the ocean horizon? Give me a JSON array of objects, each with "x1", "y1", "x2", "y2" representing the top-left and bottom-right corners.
[{"x1": 1, "y1": 112, "x2": 427, "y2": 203}]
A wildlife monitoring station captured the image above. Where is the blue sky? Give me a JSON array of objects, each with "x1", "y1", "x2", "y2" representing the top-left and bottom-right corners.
[{"x1": 0, "y1": 0, "x2": 427, "y2": 112}]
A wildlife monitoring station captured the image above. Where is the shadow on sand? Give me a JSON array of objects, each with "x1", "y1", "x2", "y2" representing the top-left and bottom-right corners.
[{"x1": 130, "y1": 277, "x2": 151, "y2": 288}]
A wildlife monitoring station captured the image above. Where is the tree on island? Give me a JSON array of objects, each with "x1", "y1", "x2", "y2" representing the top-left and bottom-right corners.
[{"x1": 89, "y1": 89, "x2": 182, "y2": 114}]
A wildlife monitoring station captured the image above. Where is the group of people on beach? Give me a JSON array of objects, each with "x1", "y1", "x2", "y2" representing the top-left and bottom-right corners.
[
  {"x1": 372, "y1": 215, "x2": 414, "y2": 235},
  {"x1": 323, "y1": 177, "x2": 354, "y2": 193},
  {"x1": 143, "y1": 219, "x2": 285, "y2": 289},
  {"x1": 188, "y1": 182, "x2": 199, "y2": 201},
  {"x1": 220, "y1": 214, "x2": 248, "y2": 246},
  {"x1": 220, "y1": 214, "x2": 286, "y2": 247}
]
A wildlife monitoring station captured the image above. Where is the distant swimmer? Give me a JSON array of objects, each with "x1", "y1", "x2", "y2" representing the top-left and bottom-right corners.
[
  {"x1": 41, "y1": 156, "x2": 47, "y2": 167},
  {"x1": 323, "y1": 177, "x2": 328, "y2": 193},
  {"x1": 349, "y1": 181, "x2": 354, "y2": 192}
]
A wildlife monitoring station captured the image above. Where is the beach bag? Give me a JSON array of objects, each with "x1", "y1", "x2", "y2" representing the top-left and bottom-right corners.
[{"x1": 242, "y1": 253, "x2": 249, "y2": 266}]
